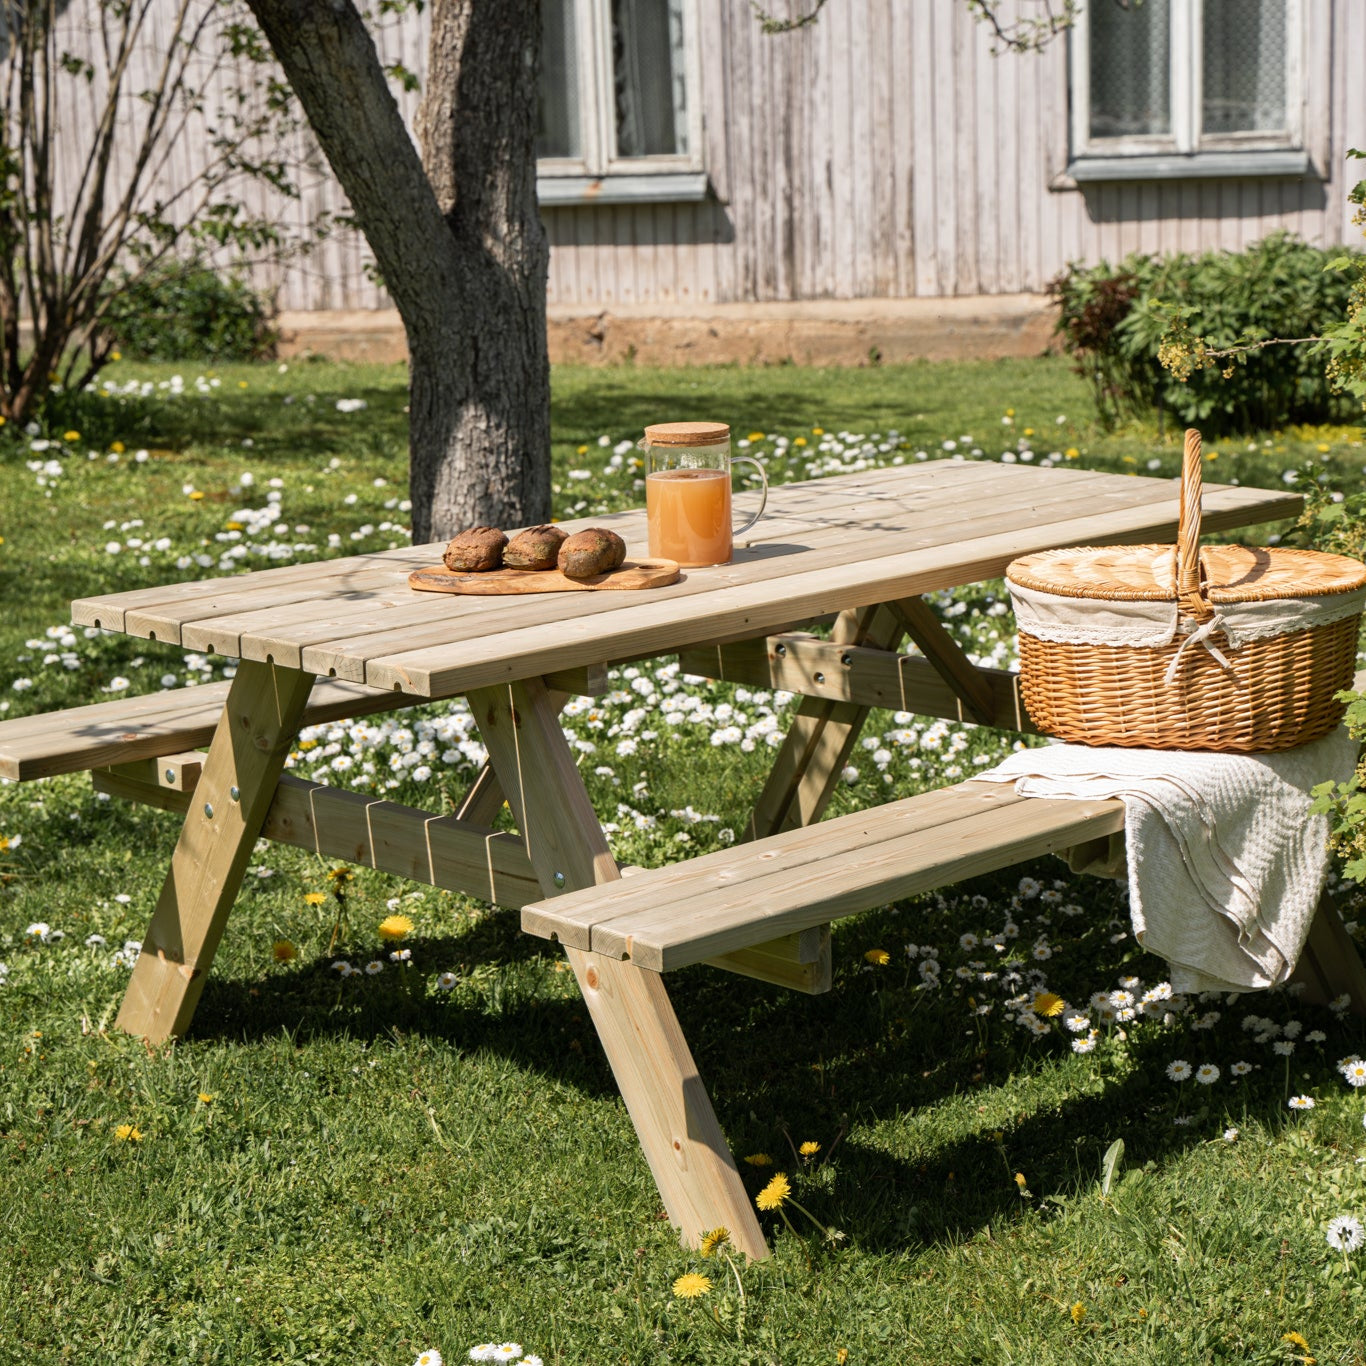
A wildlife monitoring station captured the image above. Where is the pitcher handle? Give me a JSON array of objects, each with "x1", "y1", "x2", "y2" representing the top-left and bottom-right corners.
[{"x1": 732, "y1": 455, "x2": 768, "y2": 537}]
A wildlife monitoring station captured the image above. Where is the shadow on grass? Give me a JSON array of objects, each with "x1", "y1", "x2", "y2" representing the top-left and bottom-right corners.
[{"x1": 180, "y1": 882, "x2": 1317, "y2": 1255}]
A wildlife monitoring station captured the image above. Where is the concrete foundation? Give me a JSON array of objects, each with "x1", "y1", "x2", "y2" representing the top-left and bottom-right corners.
[{"x1": 274, "y1": 294, "x2": 1058, "y2": 368}]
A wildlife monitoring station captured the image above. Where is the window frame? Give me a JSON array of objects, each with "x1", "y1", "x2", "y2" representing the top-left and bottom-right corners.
[
  {"x1": 536, "y1": 0, "x2": 706, "y2": 204},
  {"x1": 1067, "y1": 0, "x2": 1308, "y2": 180}
]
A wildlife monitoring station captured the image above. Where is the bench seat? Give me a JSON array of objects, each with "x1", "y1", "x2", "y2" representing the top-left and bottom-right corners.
[
  {"x1": 0, "y1": 676, "x2": 407, "y2": 782},
  {"x1": 522, "y1": 779, "x2": 1125, "y2": 972}
]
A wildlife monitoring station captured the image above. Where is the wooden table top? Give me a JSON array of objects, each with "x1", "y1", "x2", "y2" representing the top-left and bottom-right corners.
[{"x1": 72, "y1": 462, "x2": 1301, "y2": 699}]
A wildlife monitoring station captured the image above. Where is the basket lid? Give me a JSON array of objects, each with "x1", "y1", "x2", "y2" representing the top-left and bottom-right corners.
[{"x1": 1007, "y1": 543, "x2": 1366, "y2": 605}]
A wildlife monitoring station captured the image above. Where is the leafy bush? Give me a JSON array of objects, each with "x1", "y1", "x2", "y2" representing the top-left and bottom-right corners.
[
  {"x1": 104, "y1": 258, "x2": 275, "y2": 362},
  {"x1": 1050, "y1": 233, "x2": 1363, "y2": 435}
]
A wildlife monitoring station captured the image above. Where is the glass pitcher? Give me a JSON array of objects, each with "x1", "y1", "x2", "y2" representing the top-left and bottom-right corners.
[{"x1": 639, "y1": 421, "x2": 768, "y2": 567}]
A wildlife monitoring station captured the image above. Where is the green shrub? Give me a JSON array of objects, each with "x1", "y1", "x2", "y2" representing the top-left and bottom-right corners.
[
  {"x1": 1050, "y1": 232, "x2": 1363, "y2": 435},
  {"x1": 103, "y1": 257, "x2": 275, "y2": 362}
]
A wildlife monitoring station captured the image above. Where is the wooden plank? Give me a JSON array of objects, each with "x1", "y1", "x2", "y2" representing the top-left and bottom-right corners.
[
  {"x1": 366, "y1": 482, "x2": 1303, "y2": 698},
  {"x1": 596, "y1": 793, "x2": 1127, "y2": 971},
  {"x1": 525, "y1": 780, "x2": 1040, "y2": 950},
  {"x1": 888, "y1": 596, "x2": 995, "y2": 724},
  {"x1": 677, "y1": 632, "x2": 1037, "y2": 732},
  {"x1": 169, "y1": 462, "x2": 1002, "y2": 662},
  {"x1": 0, "y1": 675, "x2": 414, "y2": 782},
  {"x1": 92, "y1": 765, "x2": 542, "y2": 909},
  {"x1": 705, "y1": 926, "x2": 832, "y2": 995},
  {"x1": 473, "y1": 676, "x2": 768, "y2": 1260},
  {"x1": 115, "y1": 660, "x2": 315, "y2": 1043}
]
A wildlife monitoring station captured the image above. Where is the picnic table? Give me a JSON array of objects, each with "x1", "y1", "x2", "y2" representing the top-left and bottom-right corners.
[{"x1": 7, "y1": 457, "x2": 1358, "y2": 1260}]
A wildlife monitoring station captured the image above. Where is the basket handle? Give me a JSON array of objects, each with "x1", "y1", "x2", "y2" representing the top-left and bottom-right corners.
[{"x1": 1177, "y1": 427, "x2": 1212, "y2": 621}]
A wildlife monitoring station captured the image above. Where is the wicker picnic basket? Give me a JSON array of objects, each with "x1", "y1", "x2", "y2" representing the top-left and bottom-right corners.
[{"x1": 1005, "y1": 428, "x2": 1366, "y2": 753}]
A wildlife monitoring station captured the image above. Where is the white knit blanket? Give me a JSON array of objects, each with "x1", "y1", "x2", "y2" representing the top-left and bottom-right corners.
[{"x1": 976, "y1": 727, "x2": 1359, "y2": 994}]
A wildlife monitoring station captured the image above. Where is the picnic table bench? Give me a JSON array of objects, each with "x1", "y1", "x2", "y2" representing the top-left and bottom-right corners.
[{"x1": 5, "y1": 459, "x2": 1362, "y2": 1259}]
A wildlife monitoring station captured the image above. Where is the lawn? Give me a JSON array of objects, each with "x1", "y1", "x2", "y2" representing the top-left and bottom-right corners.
[{"x1": 3, "y1": 356, "x2": 1366, "y2": 1364}]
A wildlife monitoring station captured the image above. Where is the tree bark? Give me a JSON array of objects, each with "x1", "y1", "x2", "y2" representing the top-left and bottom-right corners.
[{"x1": 244, "y1": 0, "x2": 550, "y2": 543}]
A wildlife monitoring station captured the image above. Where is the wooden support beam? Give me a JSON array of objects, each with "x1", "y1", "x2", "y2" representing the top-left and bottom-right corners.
[
  {"x1": 679, "y1": 634, "x2": 1037, "y2": 732},
  {"x1": 1290, "y1": 897, "x2": 1366, "y2": 1016},
  {"x1": 93, "y1": 768, "x2": 541, "y2": 908},
  {"x1": 887, "y1": 596, "x2": 996, "y2": 724},
  {"x1": 116, "y1": 659, "x2": 314, "y2": 1043},
  {"x1": 705, "y1": 926, "x2": 832, "y2": 994}
]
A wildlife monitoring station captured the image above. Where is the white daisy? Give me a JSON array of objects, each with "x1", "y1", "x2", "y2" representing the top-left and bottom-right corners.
[
  {"x1": 414, "y1": 1352, "x2": 444, "y2": 1366},
  {"x1": 959, "y1": 932, "x2": 978, "y2": 950},
  {"x1": 469, "y1": 1347, "x2": 499, "y2": 1363},
  {"x1": 1342, "y1": 1061, "x2": 1366, "y2": 1088},
  {"x1": 1071, "y1": 1032, "x2": 1098, "y2": 1055},
  {"x1": 1326, "y1": 1215, "x2": 1365, "y2": 1252},
  {"x1": 519, "y1": 1357, "x2": 543, "y2": 1366},
  {"x1": 364, "y1": 960, "x2": 384, "y2": 976},
  {"x1": 1306, "y1": 1030, "x2": 1327, "y2": 1043},
  {"x1": 330, "y1": 960, "x2": 351, "y2": 973},
  {"x1": 389, "y1": 948, "x2": 412, "y2": 962},
  {"x1": 1195, "y1": 1064, "x2": 1220, "y2": 1085},
  {"x1": 1273, "y1": 1040, "x2": 1295, "y2": 1056},
  {"x1": 1330, "y1": 993, "x2": 1353, "y2": 1013},
  {"x1": 1230, "y1": 1061, "x2": 1253, "y2": 1076},
  {"x1": 436, "y1": 971, "x2": 458, "y2": 991},
  {"x1": 1223, "y1": 1127, "x2": 1239, "y2": 1142},
  {"x1": 492, "y1": 1347, "x2": 523, "y2": 1363},
  {"x1": 1288, "y1": 1095, "x2": 1315, "y2": 1110},
  {"x1": 1166, "y1": 1060, "x2": 1192, "y2": 1082}
]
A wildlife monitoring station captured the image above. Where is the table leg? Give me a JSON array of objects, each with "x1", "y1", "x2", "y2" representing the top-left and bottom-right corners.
[
  {"x1": 116, "y1": 659, "x2": 314, "y2": 1043},
  {"x1": 470, "y1": 676, "x2": 768, "y2": 1259},
  {"x1": 747, "y1": 603, "x2": 904, "y2": 838}
]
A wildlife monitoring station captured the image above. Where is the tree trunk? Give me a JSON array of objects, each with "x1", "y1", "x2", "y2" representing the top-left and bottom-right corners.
[{"x1": 244, "y1": 0, "x2": 550, "y2": 543}]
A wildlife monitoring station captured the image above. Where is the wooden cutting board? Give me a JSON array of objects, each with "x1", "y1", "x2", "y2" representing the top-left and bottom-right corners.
[{"x1": 408, "y1": 558, "x2": 681, "y2": 595}]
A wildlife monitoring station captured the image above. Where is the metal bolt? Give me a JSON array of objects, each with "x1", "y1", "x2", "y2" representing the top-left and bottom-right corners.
[
  {"x1": 229, "y1": 785, "x2": 240, "y2": 803},
  {"x1": 553, "y1": 871, "x2": 566, "y2": 888},
  {"x1": 203, "y1": 802, "x2": 214, "y2": 819},
  {"x1": 814, "y1": 671, "x2": 826, "y2": 684},
  {"x1": 164, "y1": 768, "x2": 176, "y2": 784},
  {"x1": 774, "y1": 642, "x2": 787, "y2": 657},
  {"x1": 841, "y1": 652, "x2": 853, "y2": 666}
]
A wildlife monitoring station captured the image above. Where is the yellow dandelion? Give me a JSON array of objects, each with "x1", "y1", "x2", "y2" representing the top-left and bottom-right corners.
[
  {"x1": 113, "y1": 1124, "x2": 143, "y2": 1142},
  {"x1": 303, "y1": 892, "x2": 326, "y2": 906},
  {"x1": 225, "y1": 520, "x2": 245, "y2": 531},
  {"x1": 743, "y1": 1153, "x2": 773, "y2": 1167},
  {"x1": 189, "y1": 490, "x2": 204, "y2": 500},
  {"x1": 273, "y1": 939, "x2": 297, "y2": 962},
  {"x1": 110, "y1": 441, "x2": 125, "y2": 454},
  {"x1": 237, "y1": 380, "x2": 248, "y2": 389},
  {"x1": 378, "y1": 913, "x2": 414, "y2": 940},
  {"x1": 812, "y1": 426, "x2": 824, "y2": 435},
  {"x1": 799, "y1": 1140, "x2": 820, "y2": 1157},
  {"x1": 110, "y1": 350, "x2": 122, "y2": 361},
  {"x1": 327, "y1": 866, "x2": 353, "y2": 884},
  {"x1": 699, "y1": 1227, "x2": 730, "y2": 1257},
  {"x1": 1014, "y1": 1172, "x2": 1027, "y2": 1188},
  {"x1": 63, "y1": 430, "x2": 81, "y2": 442},
  {"x1": 755, "y1": 1172, "x2": 791, "y2": 1211},
  {"x1": 1005, "y1": 408, "x2": 1015, "y2": 417},
  {"x1": 837, "y1": 1352, "x2": 848, "y2": 1365},
  {"x1": 672, "y1": 1272, "x2": 712, "y2": 1299},
  {"x1": 197, "y1": 1092, "x2": 214, "y2": 1104},
  {"x1": 1316, "y1": 443, "x2": 1331, "y2": 453},
  {"x1": 794, "y1": 436, "x2": 807, "y2": 446},
  {"x1": 1024, "y1": 427, "x2": 1034, "y2": 436},
  {"x1": 576, "y1": 444, "x2": 588, "y2": 455},
  {"x1": 747, "y1": 430, "x2": 764, "y2": 442},
  {"x1": 864, "y1": 948, "x2": 890, "y2": 966},
  {"x1": 1065, "y1": 447, "x2": 1079, "y2": 459},
  {"x1": 1070, "y1": 1302, "x2": 1085, "y2": 1324},
  {"x1": 1032, "y1": 991, "x2": 1065, "y2": 1018},
  {"x1": 1283, "y1": 1332, "x2": 1310, "y2": 1350}
]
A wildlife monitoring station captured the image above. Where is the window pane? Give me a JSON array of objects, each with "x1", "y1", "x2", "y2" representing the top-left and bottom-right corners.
[
  {"x1": 1089, "y1": 0, "x2": 1172, "y2": 139},
  {"x1": 537, "y1": 0, "x2": 581, "y2": 159},
  {"x1": 612, "y1": 0, "x2": 688, "y2": 158},
  {"x1": 1203, "y1": 0, "x2": 1287, "y2": 134}
]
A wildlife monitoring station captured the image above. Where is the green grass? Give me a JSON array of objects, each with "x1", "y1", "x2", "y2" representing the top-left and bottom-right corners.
[{"x1": 3, "y1": 357, "x2": 1366, "y2": 1364}]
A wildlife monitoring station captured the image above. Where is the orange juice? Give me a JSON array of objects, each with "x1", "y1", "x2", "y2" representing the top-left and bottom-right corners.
[{"x1": 646, "y1": 467, "x2": 732, "y2": 566}]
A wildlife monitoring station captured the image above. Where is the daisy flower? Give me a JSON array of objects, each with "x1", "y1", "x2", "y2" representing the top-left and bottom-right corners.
[
  {"x1": 1326, "y1": 1215, "x2": 1365, "y2": 1252},
  {"x1": 1230, "y1": 1061, "x2": 1252, "y2": 1076},
  {"x1": 414, "y1": 1353, "x2": 444, "y2": 1366},
  {"x1": 491, "y1": 1347, "x2": 522, "y2": 1363},
  {"x1": 1288, "y1": 1095, "x2": 1315, "y2": 1110},
  {"x1": 1273, "y1": 1040, "x2": 1295, "y2": 1056},
  {"x1": 1195, "y1": 1064, "x2": 1220, "y2": 1085},
  {"x1": 1166, "y1": 1060, "x2": 1192, "y2": 1082},
  {"x1": 1340, "y1": 1060, "x2": 1366, "y2": 1088},
  {"x1": 364, "y1": 960, "x2": 384, "y2": 975},
  {"x1": 436, "y1": 971, "x2": 458, "y2": 991},
  {"x1": 1223, "y1": 1127, "x2": 1239, "y2": 1142}
]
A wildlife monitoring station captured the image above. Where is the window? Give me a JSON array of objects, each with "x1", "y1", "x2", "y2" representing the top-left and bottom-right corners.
[
  {"x1": 537, "y1": 0, "x2": 705, "y2": 205},
  {"x1": 1069, "y1": 0, "x2": 1309, "y2": 180}
]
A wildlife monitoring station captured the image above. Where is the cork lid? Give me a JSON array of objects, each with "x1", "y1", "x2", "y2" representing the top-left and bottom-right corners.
[{"x1": 643, "y1": 420, "x2": 730, "y2": 447}]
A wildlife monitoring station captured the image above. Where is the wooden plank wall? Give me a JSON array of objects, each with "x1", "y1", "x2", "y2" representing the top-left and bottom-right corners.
[{"x1": 45, "y1": 0, "x2": 1365, "y2": 312}]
